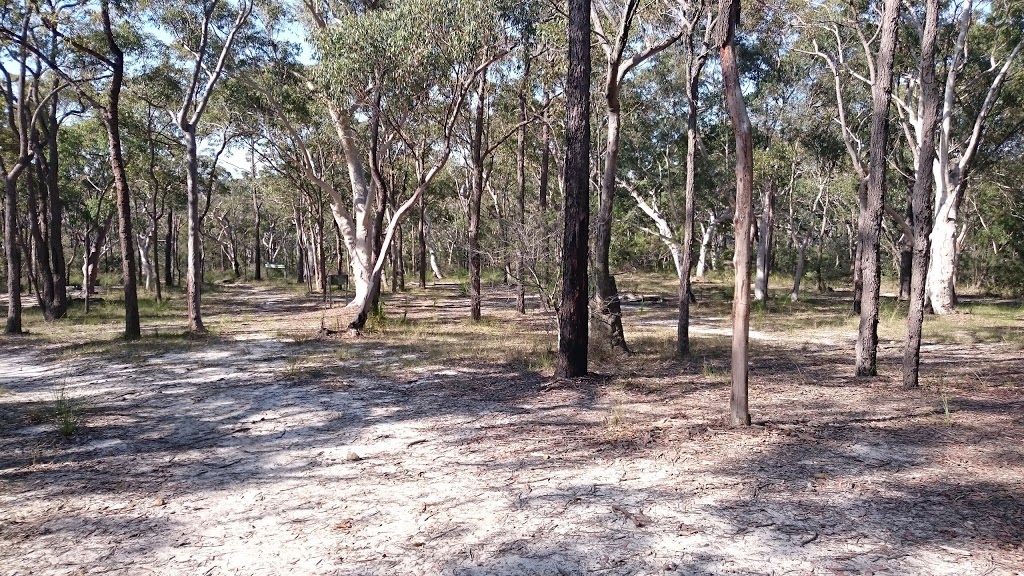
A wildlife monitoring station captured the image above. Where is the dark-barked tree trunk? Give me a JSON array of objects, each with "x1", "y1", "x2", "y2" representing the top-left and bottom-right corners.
[
  {"x1": 4, "y1": 177, "x2": 24, "y2": 334},
  {"x1": 26, "y1": 169, "x2": 55, "y2": 316},
  {"x1": 903, "y1": 0, "x2": 939, "y2": 388},
  {"x1": 515, "y1": 51, "x2": 530, "y2": 315},
  {"x1": 556, "y1": 0, "x2": 591, "y2": 378},
  {"x1": 34, "y1": 89, "x2": 68, "y2": 320},
  {"x1": 30, "y1": 0, "x2": 145, "y2": 338},
  {"x1": 2, "y1": 25, "x2": 35, "y2": 334},
  {"x1": 677, "y1": 28, "x2": 710, "y2": 357},
  {"x1": 468, "y1": 75, "x2": 487, "y2": 322},
  {"x1": 99, "y1": 2, "x2": 141, "y2": 340},
  {"x1": 854, "y1": 0, "x2": 900, "y2": 377},
  {"x1": 719, "y1": 0, "x2": 752, "y2": 426}
]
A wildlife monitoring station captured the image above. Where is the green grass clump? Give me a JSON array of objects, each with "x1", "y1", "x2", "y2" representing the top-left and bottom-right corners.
[{"x1": 52, "y1": 383, "x2": 80, "y2": 438}]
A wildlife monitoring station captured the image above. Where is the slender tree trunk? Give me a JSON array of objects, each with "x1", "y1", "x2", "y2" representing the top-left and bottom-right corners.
[
  {"x1": 719, "y1": 0, "x2": 752, "y2": 426},
  {"x1": 754, "y1": 185, "x2": 775, "y2": 301},
  {"x1": 557, "y1": 0, "x2": 591, "y2": 378},
  {"x1": 594, "y1": 101, "x2": 629, "y2": 352},
  {"x1": 231, "y1": 223, "x2": 242, "y2": 279},
  {"x1": 27, "y1": 170, "x2": 56, "y2": 318},
  {"x1": 138, "y1": 232, "x2": 153, "y2": 291},
  {"x1": 816, "y1": 194, "x2": 830, "y2": 291},
  {"x1": 253, "y1": 189, "x2": 262, "y2": 281},
  {"x1": 335, "y1": 223, "x2": 344, "y2": 275},
  {"x1": 852, "y1": 181, "x2": 866, "y2": 313},
  {"x1": 904, "y1": 0, "x2": 939, "y2": 388},
  {"x1": 316, "y1": 207, "x2": 326, "y2": 297},
  {"x1": 164, "y1": 207, "x2": 174, "y2": 287},
  {"x1": 294, "y1": 206, "x2": 305, "y2": 283},
  {"x1": 152, "y1": 214, "x2": 162, "y2": 301},
  {"x1": 183, "y1": 125, "x2": 204, "y2": 332},
  {"x1": 855, "y1": 0, "x2": 900, "y2": 377},
  {"x1": 515, "y1": 58, "x2": 529, "y2": 315},
  {"x1": 22, "y1": 228, "x2": 36, "y2": 298},
  {"x1": 790, "y1": 239, "x2": 809, "y2": 301},
  {"x1": 391, "y1": 213, "x2": 400, "y2": 294},
  {"x1": 898, "y1": 248, "x2": 912, "y2": 300},
  {"x1": 39, "y1": 96, "x2": 67, "y2": 320},
  {"x1": 4, "y1": 177, "x2": 23, "y2": 334},
  {"x1": 96, "y1": 1, "x2": 141, "y2": 340},
  {"x1": 539, "y1": 100, "x2": 551, "y2": 211},
  {"x1": 425, "y1": 207, "x2": 444, "y2": 280},
  {"x1": 417, "y1": 193, "x2": 427, "y2": 288},
  {"x1": 677, "y1": 57, "x2": 703, "y2": 357},
  {"x1": 105, "y1": 116, "x2": 140, "y2": 340},
  {"x1": 83, "y1": 215, "x2": 112, "y2": 298},
  {"x1": 396, "y1": 221, "x2": 405, "y2": 291},
  {"x1": 469, "y1": 76, "x2": 487, "y2": 322}
]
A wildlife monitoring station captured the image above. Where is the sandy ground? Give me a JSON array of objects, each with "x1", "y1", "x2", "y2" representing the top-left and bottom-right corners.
[{"x1": 1, "y1": 284, "x2": 1022, "y2": 575}]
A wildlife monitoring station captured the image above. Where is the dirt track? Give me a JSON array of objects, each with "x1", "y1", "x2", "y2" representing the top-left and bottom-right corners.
[{"x1": 1, "y1": 284, "x2": 1022, "y2": 575}]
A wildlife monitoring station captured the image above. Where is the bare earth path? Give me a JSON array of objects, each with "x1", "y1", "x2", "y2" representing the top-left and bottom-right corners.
[{"x1": 1, "y1": 284, "x2": 1022, "y2": 575}]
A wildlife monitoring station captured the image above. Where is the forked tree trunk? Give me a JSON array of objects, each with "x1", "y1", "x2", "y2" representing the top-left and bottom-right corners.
[
  {"x1": 556, "y1": 0, "x2": 591, "y2": 378},
  {"x1": 926, "y1": 0, "x2": 1021, "y2": 314},
  {"x1": 904, "y1": 0, "x2": 939, "y2": 388},
  {"x1": 855, "y1": 0, "x2": 900, "y2": 377},
  {"x1": 719, "y1": 0, "x2": 752, "y2": 426}
]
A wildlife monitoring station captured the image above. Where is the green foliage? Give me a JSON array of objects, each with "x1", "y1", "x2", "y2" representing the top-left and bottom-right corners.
[
  {"x1": 316, "y1": 0, "x2": 520, "y2": 103},
  {"x1": 52, "y1": 383, "x2": 81, "y2": 439}
]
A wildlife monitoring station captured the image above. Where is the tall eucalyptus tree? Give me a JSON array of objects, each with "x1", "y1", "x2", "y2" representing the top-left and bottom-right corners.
[
  {"x1": 718, "y1": 0, "x2": 752, "y2": 425},
  {"x1": 5, "y1": 0, "x2": 143, "y2": 338},
  {"x1": 153, "y1": 0, "x2": 255, "y2": 332},
  {"x1": 591, "y1": 0, "x2": 682, "y2": 353}
]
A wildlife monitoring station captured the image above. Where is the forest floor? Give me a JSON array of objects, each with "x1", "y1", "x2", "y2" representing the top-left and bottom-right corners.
[{"x1": 1, "y1": 278, "x2": 1023, "y2": 575}]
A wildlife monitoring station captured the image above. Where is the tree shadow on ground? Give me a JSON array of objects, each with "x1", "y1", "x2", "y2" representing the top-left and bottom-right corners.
[{"x1": 2, "y1": 282, "x2": 1023, "y2": 574}]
